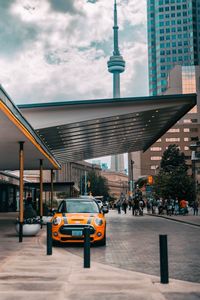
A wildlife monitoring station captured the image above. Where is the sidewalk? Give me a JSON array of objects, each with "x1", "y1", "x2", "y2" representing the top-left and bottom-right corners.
[
  {"x1": 147, "y1": 211, "x2": 200, "y2": 227},
  {"x1": 0, "y1": 213, "x2": 200, "y2": 300}
]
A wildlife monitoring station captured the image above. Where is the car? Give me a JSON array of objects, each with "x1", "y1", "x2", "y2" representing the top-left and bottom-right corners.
[
  {"x1": 96, "y1": 199, "x2": 103, "y2": 209},
  {"x1": 51, "y1": 197, "x2": 108, "y2": 246}
]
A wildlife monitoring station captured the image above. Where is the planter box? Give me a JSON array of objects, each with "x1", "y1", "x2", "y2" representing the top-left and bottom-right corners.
[{"x1": 15, "y1": 223, "x2": 40, "y2": 236}]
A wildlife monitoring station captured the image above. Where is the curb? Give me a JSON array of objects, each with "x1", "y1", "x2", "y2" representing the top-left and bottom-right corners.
[{"x1": 146, "y1": 213, "x2": 200, "y2": 228}]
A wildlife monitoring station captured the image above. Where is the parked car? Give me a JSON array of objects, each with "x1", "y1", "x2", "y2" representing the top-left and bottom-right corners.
[
  {"x1": 51, "y1": 197, "x2": 107, "y2": 246},
  {"x1": 96, "y1": 199, "x2": 103, "y2": 209}
]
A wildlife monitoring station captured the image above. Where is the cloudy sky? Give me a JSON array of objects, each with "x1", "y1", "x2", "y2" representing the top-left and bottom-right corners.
[{"x1": 0, "y1": 0, "x2": 148, "y2": 105}]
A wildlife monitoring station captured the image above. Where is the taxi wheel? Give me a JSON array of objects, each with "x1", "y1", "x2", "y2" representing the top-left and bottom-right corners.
[{"x1": 52, "y1": 240, "x2": 60, "y2": 247}]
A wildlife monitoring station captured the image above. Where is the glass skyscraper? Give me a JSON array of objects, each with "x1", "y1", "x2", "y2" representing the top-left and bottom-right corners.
[
  {"x1": 147, "y1": 0, "x2": 200, "y2": 96},
  {"x1": 135, "y1": 0, "x2": 200, "y2": 179}
]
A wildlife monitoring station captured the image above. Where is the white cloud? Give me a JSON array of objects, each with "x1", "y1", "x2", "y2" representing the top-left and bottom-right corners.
[{"x1": 0, "y1": 0, "x2": 148, "y2": 104}]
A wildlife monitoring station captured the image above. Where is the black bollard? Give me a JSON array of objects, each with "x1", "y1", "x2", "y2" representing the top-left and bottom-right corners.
[
  {"x1": 83, "y1": 227, "x2": 90, "y2": 268},
  {"x1": 19, "y1": 222, "x2": 23, "y2": 243},
  {"x1": 47, "y1": 222, "x2": 52, "y2": 255},
  {"x1": 159, "y1": 235, "x2": 169, "y2": 284}
]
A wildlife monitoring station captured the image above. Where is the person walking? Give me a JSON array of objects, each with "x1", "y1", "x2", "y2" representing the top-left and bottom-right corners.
[
  {"x1": 193, "y1": 200, "x2": 199, "y2": 216},
  {"x1": 116, "y1": 199, "x2": 121, "y2": 214},
  {"x1": 122, "y1": 198, "x2": 128, "y2": 214},
  {"x1": 174, "y1": 198, "x2": 179, "y2": 215}
]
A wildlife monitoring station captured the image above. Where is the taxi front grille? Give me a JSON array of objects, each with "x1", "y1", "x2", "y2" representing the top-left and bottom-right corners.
[
  {"x1": 60, "y1": 237, "x2": 94, "y2": 241},
  {"x1": 59, "y1": 224, "x2": 95, "y2": 235}
]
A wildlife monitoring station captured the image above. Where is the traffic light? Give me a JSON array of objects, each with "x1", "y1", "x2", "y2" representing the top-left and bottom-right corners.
[{"x1": 148, "y1": 175, "x2": 153, "y2": 185}]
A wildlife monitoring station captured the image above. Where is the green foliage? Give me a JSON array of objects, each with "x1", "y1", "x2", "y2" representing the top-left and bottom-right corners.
[
  {"x1": 160, "y1": 144, "x2": 188, "y2": 173},
  {"x1": 135, "y1": 177, "x2": 147, "y2": 189},
  {"x1": 81, "y1": 170, "x2": 110, "y2": 199},
  {"x1": 154, "y1": 144, "x2": 195, "y2": 202}
]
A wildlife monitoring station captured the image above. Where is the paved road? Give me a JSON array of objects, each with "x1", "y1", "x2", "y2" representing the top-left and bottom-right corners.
[{"x1": 63, "y1": 210, "x2": 200, "y2": 283}]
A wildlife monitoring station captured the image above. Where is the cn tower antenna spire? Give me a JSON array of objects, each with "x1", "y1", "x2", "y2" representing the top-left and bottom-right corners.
[{"x1": 113, "y1": 0, "x2": 120, "y2": 55}]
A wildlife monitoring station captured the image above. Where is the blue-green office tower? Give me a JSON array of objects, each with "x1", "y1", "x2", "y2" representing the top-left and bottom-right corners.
[{"x1": 147, "y1": 0, "x2": 200, "y2": 96}]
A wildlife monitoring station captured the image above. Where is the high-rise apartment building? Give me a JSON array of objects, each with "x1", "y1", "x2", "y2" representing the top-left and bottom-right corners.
[
  {"x1": 138, "y1": 0, "x2": 200, "y2": 178},
  {"x1": 141, "y1": 65, "x2": 200, "y2": 176},
  {"x1": 147, "y1": 0, "x2": 200, "y2": 96}
]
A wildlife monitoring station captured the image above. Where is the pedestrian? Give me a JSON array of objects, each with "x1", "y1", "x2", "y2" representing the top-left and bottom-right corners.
[
  {"x1": 147, "y1": 199, "x2": 151, "y2": 214},
  {"x1": 116, "y1": 200, "x2": 121, "y2": 214},
  {"x1": 193, "y1": 200, "x2": 199, "y2": 216},
  {"x1": 122, "y1": 199, "x2": 128, "y2": 214},
  {"x1": 26, "y1": 193, "x2": 32, "y2": 206},
  {"x1": 174, "y1": 198, "x2": 179, "y2": 215},
  {"x1": 128, "y1": 196, "x2": 132, "y2": 210}
]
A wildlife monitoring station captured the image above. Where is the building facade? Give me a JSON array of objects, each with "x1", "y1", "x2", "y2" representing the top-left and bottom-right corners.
[
  {"x1": 101, "y1": 170, "x2": 129, "y2": 199},
  {"x1": 141, "y1": 65, "x2": 200, "y2": 177},
  {"x1": 139, "y1": 0, "x2": 200, "y2": 178},
  {"x1": 147, "y1": 0, "x2": 200, "y2": 96},
  {"x1": 129, "y1": 0, "x2": 200, "y2": 183}
]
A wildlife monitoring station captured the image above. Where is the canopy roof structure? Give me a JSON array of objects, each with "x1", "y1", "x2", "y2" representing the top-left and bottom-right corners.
[
  {"x1": 19, "y1": 94, "x2": 196, "y2": 163},
  {"x1": 0, "y1": 86, "x2": 60, "y2": 170}
]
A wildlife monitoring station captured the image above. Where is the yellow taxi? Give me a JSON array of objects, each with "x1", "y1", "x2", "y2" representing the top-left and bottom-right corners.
[{"x1": 51, "y1": 197, "x2": 108, "y2": 246}]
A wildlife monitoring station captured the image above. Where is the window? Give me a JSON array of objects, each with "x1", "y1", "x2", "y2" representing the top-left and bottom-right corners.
[
  {"x1": 191, "y1": 119, "x2": 198, "y2": 123},
  {"x1": 184, "y1": 128, "x2": 190, "y2": 132},
  {"x1": 184, "y1": 137, "x2": 189, "y2": 141},
  {"x1": 166, "y1": 138, "x2": 180, "y2": 142},
  {"x1": 190, "y1": 128, "x2": 198, "y2": 132},
  {"x1": 168, "y1": 128, "x2": 180, "y2": 133},
  {"x1": 151, "y1": 156, "x2": 162, "y2": 161},
  {"x1": 183, "y1": 119, "x2": 192, "y2": 123},
  {"x1": 150, "y1": 147, "x2": 162, "y2": 151},
  {"x1": 184, "y1": 146, "x2": 189, "y2": 150},
  {"x1": 151, "y1": 165, "x2": 159, "y2": 170}
]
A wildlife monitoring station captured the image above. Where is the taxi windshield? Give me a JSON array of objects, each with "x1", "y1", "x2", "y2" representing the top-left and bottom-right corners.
[{"x1": 58, "y1": 200, "x2": 99, "y2": 213}]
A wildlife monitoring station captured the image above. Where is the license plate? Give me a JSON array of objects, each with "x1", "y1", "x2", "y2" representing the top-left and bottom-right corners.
[{"x1": 72, "y1": 230, "x2": 82, "y2": 236}]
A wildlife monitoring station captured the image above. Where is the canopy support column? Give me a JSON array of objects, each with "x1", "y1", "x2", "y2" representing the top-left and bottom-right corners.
[
  {"x1": 19, "y1": 142, "x2": 24, "y2": 243},
  {"x1": 40, "y1": 159, "x2": 43, "y2": 227},
  {"x1": 50, "y1": 169, "x2": 54, "y2": 210}
]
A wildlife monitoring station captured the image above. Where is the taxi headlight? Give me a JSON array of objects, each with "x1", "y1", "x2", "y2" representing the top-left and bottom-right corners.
[
  {"x1": 52, "y1": 217, "x2": 62, "y2": 225},
  {"x1": 94, "y1": 218, "x2": 103, "y2": 226}
]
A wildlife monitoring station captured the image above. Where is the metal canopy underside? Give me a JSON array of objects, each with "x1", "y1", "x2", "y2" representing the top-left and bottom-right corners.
[
  {"x1": 19, "y1": 94, "x2": 196, "y2": 163},
  {"x1": 0, "y1": 86, "x2": 60, "y2": 170}
]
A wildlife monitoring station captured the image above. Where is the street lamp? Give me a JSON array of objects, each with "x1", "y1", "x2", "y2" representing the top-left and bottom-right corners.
[
  {"x1": 130, "y1": 160, "x2": 134, "y2": 195},
  {"x1": 84, "y1": 170, "x2": 87, "y2": 195}
]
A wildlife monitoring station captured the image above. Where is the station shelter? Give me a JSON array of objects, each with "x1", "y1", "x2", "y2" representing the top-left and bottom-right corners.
[{"x1": 0, "y1": 84, "x2": 196, "y2": 239}]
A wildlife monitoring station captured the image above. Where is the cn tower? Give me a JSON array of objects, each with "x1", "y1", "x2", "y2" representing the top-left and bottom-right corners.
[{"x1": 108, "y1": 0, "x2": 125, "y2": 172}]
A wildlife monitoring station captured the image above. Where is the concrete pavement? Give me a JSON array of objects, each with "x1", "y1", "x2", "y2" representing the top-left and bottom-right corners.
[{"x1": 0, "y1": 212, "x2": 200, "y2": 300}]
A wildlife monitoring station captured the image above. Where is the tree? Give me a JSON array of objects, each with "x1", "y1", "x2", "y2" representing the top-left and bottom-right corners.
[
  {"x1": 160, "y1": 144, "x2": 188, "y2": 173},
  {"x1": 81, "y1": 170, "x2": 110, "y2": 199},
  {"x1": 154, "y1": 144, "x2": 195, "y2": 203}
]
